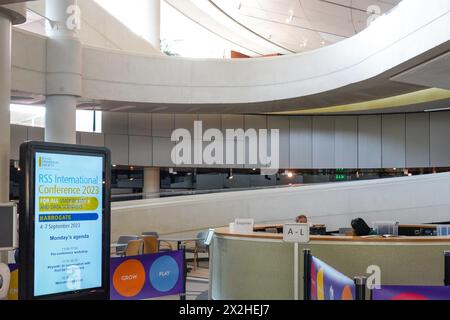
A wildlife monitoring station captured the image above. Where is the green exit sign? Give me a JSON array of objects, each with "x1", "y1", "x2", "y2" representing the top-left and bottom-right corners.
[{"x1": 335, "y1": 174, "x2": 347, "y2": 181}]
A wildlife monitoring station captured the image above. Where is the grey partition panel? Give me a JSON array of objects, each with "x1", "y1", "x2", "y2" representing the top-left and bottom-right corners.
[
  {"x1": 289, "y1": 117, "x2": 312, "y2": 169},
  {"x1": 79, "y1": 132, "x2": 105, "y2": 147},
  {"x1": 334, "y1": 116, "x2": 358, "y2": 168},
  {"x1": 176, "y1": 139, "x2": 201, "y2": 168},
  {"x1": 221, "y1": 114, "x2": 244, "y2": 131},
  {"x1": 0, "y1": 205, "x2": 15, "y2": 249},
  {"x1": 128, "y1": 113, "x2": 151, "y2": 136},
  {"x1": 358, "y1": 115, "x2": 382, "y2": 168},
  {"x1": 153, "y1": 137, "x2": 176, "y2": 167},
  {"x1": 244, "y1": 115, "x2": 267, "y2": 131},
  {"x1": 224, "y1": 138, "x2": 246, "y2": 169},
  {"x1": 129, "y1": 136, "x2": 152, "y2": 166},
  {"x1": 27, "y1": 127, "x2": 44, "y2": 141},
  {"x1": 224, "y1": 174, "x2": 251, "y2": 189},
  {"x1": 105, "y1": 134, "x2": 129, "y2": 165},
  {"x1": 152, "y1": 114, "x2": 175, "y2": 138},
  {"x1": 382, "y1": 114, "x2": 406, "y2": 168},
  {"x1": 102, "y1": 112, "x2": 128, "y2": 135},
  {"x1": 406, "y1": 113, "x2": 430, "y2": 168},
  {"x1": 199, "y1": 114, "x2": 221, "y2": 130},
  {"x1": 175, "y1": 114, "x2": 198, "y2": 135},
  {"x1": 196, "y1": 174, "x2": 224, "y2": 190},
  {"x1": 10, "y1": 125, "x2": 27, "y2": 160},
  {"x1": 312, "y1": 116, "x2": 335, "y2": 169},
  {"x1": 430, "y1": 112, "x2": 450, "y2": 167},
  {"x1": 222, "y1": 115, "x2": 245, "y2": 168},
  {"x1": 268, "y1": 116, "x2": 290, "y2": 169},
  {"x1": 249, "y1": 174, "x2": 277, "y2": 187}
]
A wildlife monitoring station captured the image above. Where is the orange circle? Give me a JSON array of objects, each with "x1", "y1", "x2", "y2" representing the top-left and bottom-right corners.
[
  {"x1": 341, "y1": 285, "x2": 354, "y2": 300},
  {"x1": 113, "y1": 259, "x2": 146, "y2": 298}
]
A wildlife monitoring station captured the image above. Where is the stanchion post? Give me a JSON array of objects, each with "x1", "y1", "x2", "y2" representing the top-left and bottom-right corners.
[
  {"x1": 303, "y1": 249, "x2": 311, "y2": 300},
  {"x1": 354, "y1": 276, "x2": 367, "y2": 300},
  {"x1": 180, "y1": 244, "x2": 187, "y2": 301},
  {"x1": 445, "y1": 251, "x2": 450, "y2": 286}
]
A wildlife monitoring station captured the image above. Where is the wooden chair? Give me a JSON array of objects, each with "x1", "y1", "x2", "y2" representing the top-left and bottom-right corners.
[
  {"x1": 141, "y1": 231, "x2": 173, "y2": 251},
  {"x1": 142, "y1": 235, "x2": 159, "y2": 254},
  {"x1": 124, "y1": 239, "x2": 143, "y2": 257},
  {"x1": 186, "y1": 231, "x2": 209, "y2": 271},
  {"x1": 115, "y1": 235, "x2": 140, "y2": 256}
]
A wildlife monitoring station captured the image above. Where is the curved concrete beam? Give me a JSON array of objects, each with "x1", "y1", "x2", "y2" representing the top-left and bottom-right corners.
[
  {"x1": 10, "y1": 0, "x2": 450, "y2": 113},
  {"x1": 81, "y1": 0, "x2": 450, "y2": 108}
]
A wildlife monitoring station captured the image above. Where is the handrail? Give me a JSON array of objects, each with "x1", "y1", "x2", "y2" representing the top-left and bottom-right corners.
[{"x1": 111, "y1": 183, "x2": 304, "y2": 201}]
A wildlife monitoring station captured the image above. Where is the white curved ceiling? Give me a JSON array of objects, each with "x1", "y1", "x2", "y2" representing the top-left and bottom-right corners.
[
  {"x1": 166, "y1": 0, "x2": 402, "y2": 55},
  {"x1": 9, "y1": 0, "x2": 450, "y2": 115}
]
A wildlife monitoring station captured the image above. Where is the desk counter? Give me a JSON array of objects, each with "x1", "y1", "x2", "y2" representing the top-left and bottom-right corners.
[{"x1": 209, "y1": 227, "x2": 450, "y2": 300}]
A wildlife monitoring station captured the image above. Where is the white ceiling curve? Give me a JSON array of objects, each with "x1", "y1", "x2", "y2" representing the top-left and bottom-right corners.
[{"x1": 165, "y1": 0, "x2": 402, "y2": 55}]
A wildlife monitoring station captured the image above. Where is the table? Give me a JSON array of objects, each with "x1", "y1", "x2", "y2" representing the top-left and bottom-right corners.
[
  {"x1": 110, "y1": 243, "x2": 126, "y2": 248},
  {"x1": 110, "y1": 243, "x2": 127, "y2": 256},
  {"x1": 158, "y1": 237, "x2": 202, "y2": 250}
]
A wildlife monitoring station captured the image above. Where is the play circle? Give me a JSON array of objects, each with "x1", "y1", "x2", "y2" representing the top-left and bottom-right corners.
[
  {"x1": 113, "y1": 259, "x2": 146, "y2": 298},
  {"x1": 149, "y1": 256, "x2": 180, "y2": 292}
]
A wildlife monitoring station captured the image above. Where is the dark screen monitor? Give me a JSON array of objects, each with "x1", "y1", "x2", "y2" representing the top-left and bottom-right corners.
[
  {"x1": 0, "y1": 203, "x2": 17, "y2": 251},
  {"x1": 19, "y1": 141, "x2": 111, "y2": 300}
]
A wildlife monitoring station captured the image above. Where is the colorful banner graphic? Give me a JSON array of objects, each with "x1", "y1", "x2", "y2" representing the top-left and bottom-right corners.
[
  {"x1": 310, "y1": 256, "x2": 355, "y2": 300},
  {"x1": 372, "y1": 286, "x2": 450, "y2": 300},
  {"x1": 110, "y1": 250, "x2": 184, "y2": 300},
  {"x1": 8, "y1": 264, "x2": 19, "y2": 300}
]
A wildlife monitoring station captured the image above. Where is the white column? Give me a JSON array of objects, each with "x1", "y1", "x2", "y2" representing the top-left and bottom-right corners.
[
  {"x1": 143, "y1": 167, "x2": 160, "y2": 198},
  {"x1": 144, "y1": 0, "x2": 161, "y2": 51},
  {"x1": 0, "y1": 3, "x2": 26, "y2": 264},
  {"x1": 45, "y1": 96, "x2": 77, "y2": 144},
  {"x1": 0, "y1": 15, "x2": 11, "y2": 204},
  {"x1": 45, "y1": 0, "x2": 82, "y2": 144}
]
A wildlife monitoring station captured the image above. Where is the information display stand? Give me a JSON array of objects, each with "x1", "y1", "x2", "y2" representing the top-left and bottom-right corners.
[{"x1": 19, "y1": 142, "x2": 111, "y2": 300}]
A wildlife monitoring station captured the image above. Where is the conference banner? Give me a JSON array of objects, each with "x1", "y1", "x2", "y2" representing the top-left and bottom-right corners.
[
  {"x1": 372, "y1": 286, "x2": 450, "y2": 300},
  {"x1": 110, "y1": 250, "x2": 184, "y2": 300},
  {"x1": 310, "y1": 256, "x2": 355, "y2": 300},
  {"x1": 7, "y1": 264, "x2": 18, "y2": 300}
]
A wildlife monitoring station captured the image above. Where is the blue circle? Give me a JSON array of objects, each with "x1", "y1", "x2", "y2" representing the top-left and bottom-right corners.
[{"x1": 149, "y1": 256, "x2": 180, "y2": 292}]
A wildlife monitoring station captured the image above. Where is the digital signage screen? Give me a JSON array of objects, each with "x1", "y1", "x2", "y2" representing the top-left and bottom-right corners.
[
  {"x1": 19, "y1": 142, "x2": 111, "y2": 300},
  {"x1": 34, "y1": 152, "x2": 104, "y2": 296}
]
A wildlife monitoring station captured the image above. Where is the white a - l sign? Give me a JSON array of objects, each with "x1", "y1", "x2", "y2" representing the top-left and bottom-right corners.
[{"x1": 283, "y1": 223, "x2": 310, "y2": 243}]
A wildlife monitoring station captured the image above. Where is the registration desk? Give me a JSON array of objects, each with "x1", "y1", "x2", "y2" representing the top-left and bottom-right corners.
[{"x1": 209, "y1": 226, "x2": 450, "y2": 300}]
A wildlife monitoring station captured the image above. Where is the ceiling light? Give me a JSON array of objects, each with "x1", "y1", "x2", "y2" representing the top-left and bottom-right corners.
[
  {"x1": 227, "y1": 169, "x2": 234, "y2": 180},
  {"x1": 424, "y1": 107, "x2": 450, "y2": 113},
  {"x1": 287, "y1": 172, "x2": 294, "y2": 178},
  {"x1": 109, "y1": 105, "x2": 136, "y2": 112}
]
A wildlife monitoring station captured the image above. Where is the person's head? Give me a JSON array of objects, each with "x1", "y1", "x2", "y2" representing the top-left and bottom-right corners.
[{"x1": 296, "y1": 215, "x2": 308, "y2": 223}]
